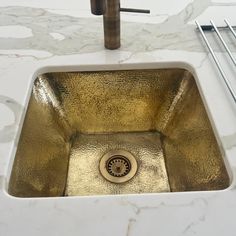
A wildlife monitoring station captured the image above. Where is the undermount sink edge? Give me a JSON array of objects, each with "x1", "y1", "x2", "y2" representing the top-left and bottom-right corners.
[{"x1": 7, "y1": 63, "x2": 230, "y2": 198}]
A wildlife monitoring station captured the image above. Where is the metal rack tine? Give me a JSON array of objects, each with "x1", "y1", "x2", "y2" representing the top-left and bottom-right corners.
[
  {"x1": 195, "y1": 20, "x2": 236, "y2": 103},
  {"x1": 224, "y1": 19, "x2": 236, "y2": 39},
  {"x1": 210, "y1": 20, "x2": 236, "y2": 66}
]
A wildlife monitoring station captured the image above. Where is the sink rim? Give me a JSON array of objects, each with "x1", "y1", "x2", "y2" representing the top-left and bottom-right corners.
[{"x1": 5, "y1": 62, "x2": 233, "y2": 198}]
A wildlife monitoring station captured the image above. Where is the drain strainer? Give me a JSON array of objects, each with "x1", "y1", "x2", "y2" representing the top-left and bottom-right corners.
[
  {"x1": 99, "y1": 150, "x2": 138, "y2": 183},
  {"x1": 107, "y1": 155, "x2": 131, "y2": 177}
]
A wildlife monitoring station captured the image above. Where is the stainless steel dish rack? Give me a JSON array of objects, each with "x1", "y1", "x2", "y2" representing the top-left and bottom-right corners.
[{"x1": 196, "y1": 20, "x2": 236, "y2": 102}]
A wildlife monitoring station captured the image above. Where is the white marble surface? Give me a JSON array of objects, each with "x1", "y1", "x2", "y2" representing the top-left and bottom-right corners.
[{"x1": 1, "y1": 0, "x2": 236, "y2": 235}]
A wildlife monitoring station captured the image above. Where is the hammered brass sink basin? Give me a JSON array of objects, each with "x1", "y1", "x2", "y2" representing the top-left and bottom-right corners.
[{"x1": 8, "y1": 69, "x2": 229, "y2": 197}]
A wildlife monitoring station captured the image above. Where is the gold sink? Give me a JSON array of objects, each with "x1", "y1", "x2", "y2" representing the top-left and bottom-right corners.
[{"x1": 8, "y1": 69, "x2": 230, "y2": 197}]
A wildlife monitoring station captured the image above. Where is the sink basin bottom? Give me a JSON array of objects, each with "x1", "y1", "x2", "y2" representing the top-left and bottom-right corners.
[{"x1": 66, "y1": 132, "x2": 170, "y2": 196}]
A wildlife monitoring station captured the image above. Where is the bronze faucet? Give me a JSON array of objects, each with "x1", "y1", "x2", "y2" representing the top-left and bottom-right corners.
[{"x1": 90, "y1": 0, "x2": 150, "y2": 49}]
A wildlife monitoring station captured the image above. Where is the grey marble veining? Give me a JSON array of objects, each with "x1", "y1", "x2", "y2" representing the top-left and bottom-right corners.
[
  {"x1": 0, "y1": 1, "x2": 236, "y2": 235},
  {"x1": 121, "y1": 197, "x2": 209, "y2": 236},
  {"x1": 0, "y1": 0, "x2": 236, "y2": 57},
  {"x1": 0, "y1": 95, "x2": 23, "y2": 143}
]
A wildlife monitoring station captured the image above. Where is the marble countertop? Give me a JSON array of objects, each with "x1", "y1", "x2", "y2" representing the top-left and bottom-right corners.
[{"x1": 1, "y1": 0, "x2": 236, "y2": 235}]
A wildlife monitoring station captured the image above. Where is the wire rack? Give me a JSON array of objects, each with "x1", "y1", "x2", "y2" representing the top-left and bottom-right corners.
[{"x1": 195, "y1": 19, "x2": 236, "y2": 103}]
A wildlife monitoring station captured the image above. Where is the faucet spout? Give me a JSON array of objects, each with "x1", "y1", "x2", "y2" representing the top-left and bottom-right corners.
[{"x1": 90, "y1": 0, "x2": 105, "y2": 15}]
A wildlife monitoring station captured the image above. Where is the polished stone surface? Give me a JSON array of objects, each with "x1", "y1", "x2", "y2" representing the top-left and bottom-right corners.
[{"x1": 0, "y1": 0, "x2": 236, "y2": 235}]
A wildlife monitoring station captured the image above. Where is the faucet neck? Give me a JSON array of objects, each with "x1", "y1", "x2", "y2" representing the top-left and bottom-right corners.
[{"x1": 103, "y1": 0, "x2": 120, "y2": 50}]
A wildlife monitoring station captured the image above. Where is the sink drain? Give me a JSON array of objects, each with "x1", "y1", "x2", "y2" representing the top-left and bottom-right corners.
[
  {"x1": 107, "y1": 155, "x2": 131, "y2": 177},
  {"x1": 99, "y1": 150, "x2": 138, "y2": 183}
]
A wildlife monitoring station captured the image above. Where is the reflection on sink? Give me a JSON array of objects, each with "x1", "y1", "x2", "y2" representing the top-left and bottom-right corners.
[{"x1": 8, "y1": 69, "x2": 229, "y2": 197}]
